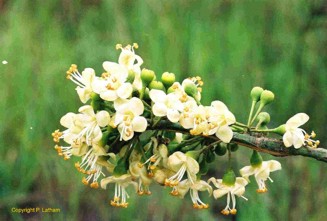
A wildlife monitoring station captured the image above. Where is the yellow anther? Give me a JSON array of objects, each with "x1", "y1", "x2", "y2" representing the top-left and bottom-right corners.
[
  {"x1": 150, "y1": 156, "x2": 156, "y2": 163},
  {"x1": 116, "y1": 44, "x2": 122, "y2": 50},
  {"x1": 164, "y1": 179, "x2": 170, "y2": 186},
  {"x1": 133, "y1": 43, "x2": 139, "y2": 49},
  {"x1": 137, "y1": 190, "x2": 144, "y2": 195},
  {"x1": 75, "y1": 162, "x2": 80, "y2": 168},
  {"x1": 149, "y1": 165, "x2": 156, "y2": 170},
  {"x1": 197, "y1": 88, "x2": 202, "y2": 92},
  {"x1": 90, "y1": 182, "x2": 99, "y2": 189},
  {"x1": 230, "y1": 209, "x2": 237, "y2": 215},
  {"x1": 221, "y1": 209, "x2": 230, "y2": 215},
  {"x1": 148, "y1": 171, "x2": 154, "y2": 177},
  {"x1": 193, "y1": 204, "x2": 199, "y2": 209},
  {"x1": 82, "y1": 177, "x2": 88, "y2": 185},
  {"x1": 137, "y1": 163, "x2": 143, "y2": 168},
  {"x1": 305, "y1": 134, "x2": 310, "y2": 139},
  {"x1": 64, "y1": 156, "x2": 69, "y2": 160},
  {"x1": 316, "y1": 140, "x2": 320, "y2": 146},
  {"x1": 307, "y1": 141, "x2": 313, "y2": 146},
  {"x1": 144, "y1": 190, "x2": 151, "y2": 195},
  {"x1": 170, "y1": 190, "x2": 179, "y2": 196},
  {"x1": 203, "y1": 204, "x2": 209, "y2": 209},
  {"x1": 256, "y1": 188, "x2": 268, "y2": 193},
  {"x1": 101, "y1": 72, "x2": 109, "y2": 78}
]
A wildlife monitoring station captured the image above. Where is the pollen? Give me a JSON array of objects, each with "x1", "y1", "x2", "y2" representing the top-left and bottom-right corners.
[
  {"x1": 230, "y1": 209, "x2": 237, "y2": 215},
  {"x1": 90, "y1": 182, "x2": 99, "y2": 189},
  {"x1": 221, "y1": 209, "x2": 230, "y2": 216},
  {"x1": 256, "y1": 188, "x2": 268, "y2": 193},
  {"x1": 52, "y1": 130, "x2": 62, "y2": 143}
]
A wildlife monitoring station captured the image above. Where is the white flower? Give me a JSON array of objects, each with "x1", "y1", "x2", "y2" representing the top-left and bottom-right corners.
[
  {"x1": 165, "y1": 151, "x2": 199, "y2": 187},
  {"x1": 101, "y1": 174, "x2": 138, "y2": 208},
  {"x1": 179, "y1": 99, "x2": 198, "y2": 129},
  {"x1": 208, "y1": 177, "x2": 248, "y2": 215},
  {"x1": 208, "y1": 101, "x2": 236, "y2": 143},
  {"x1": 92, "y1": 64, "x2": 133, "y2": 101},
  {"x1": 172, "y1": 179, "x2": 212, "y2": 209},
  {"x1": 189, "y1": 105, "x2": 211, "y2": 136},
  {"x1": 240, "y1": 160, "x2": 281, "y2": 193},
  {"x1": 149, "y1": 89, "x2": 184, "y2": 123},
  {"x1": 113, "y1": 98, "x2": 147, "y2": 141},
  {"x1": 66, "y1": 65, "x2": 96, "y2": 103},
  {"x1": 76, "y1": 105, "x2": 110, "y2": 145},
  {"x1": 129, "y1": 161, "x2": 152, "y2": 195},
  {"x1": 75, "y1": 144, "x2": 109, "y2": 188},
  {"x1": 283, "y1": 113, "x2": 309, "y2": 149}
]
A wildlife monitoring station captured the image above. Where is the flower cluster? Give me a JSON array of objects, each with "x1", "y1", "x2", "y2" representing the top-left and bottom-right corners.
[{"x1": 52, "y1": 44, "x2": 320, "y2": 216}]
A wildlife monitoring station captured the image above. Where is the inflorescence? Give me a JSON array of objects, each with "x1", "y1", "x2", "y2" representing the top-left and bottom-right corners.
[{"x1": 52, "y1": 43, "x2": 319, "y2": 216}]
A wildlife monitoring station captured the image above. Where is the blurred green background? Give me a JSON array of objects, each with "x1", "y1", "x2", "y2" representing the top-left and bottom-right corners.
[{"x1": 1, "y1": 0, "x2": 327, "y2": 220}]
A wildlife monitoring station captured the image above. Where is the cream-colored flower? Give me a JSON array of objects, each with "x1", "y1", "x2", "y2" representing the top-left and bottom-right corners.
[
  {"x1": 75, "y1": 105, "x2": 110, "y2": 145},
  {"x1": 173, "y1": 179, "x2": 212, "y2": 209},
  {"x1": 129, "y1": 161, "x2": 152, "y2": 195},
  {"x1": 240, "y1": 160, "x2": 281, "y2": 193},
  {"x1": 113, "y1": 98, "x2": 147, "y2": 141},
  {"x1": 66, "y1": 65, "x2": 96, "y2": 103},
  {"x1": 74, "y1": 144, "x2": 109, "y2": 188},
  {"x1": 189, "y1": 105, "x2": 210, "y2": 136},
  {"x1": 208, "y1": 101, "x2": 236, "y2": 143},
  {"x1": 179, "y1": 99, "x2": 198, "y2": 129},
  {"x1": 283, "y1": 113, "x2": 309, "y2": 149},
  {"x1": 149, "y1": 89, "x2": 184, "y2": 123},
  {"x1": 101, "y1": 174, "x2": 138, "y2": 208},
  {"x1": 209, "y1": 177, "x2": 248, "y2": 215},
  {"x1": 92, "y1": 66, "x2": 133, "y2": 102},
  {"x1": 165, "y1": 152, "x2": 199, "y2": 187}
]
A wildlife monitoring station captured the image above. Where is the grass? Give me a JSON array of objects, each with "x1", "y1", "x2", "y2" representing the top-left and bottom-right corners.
[{"x1": 0, "y1": 0, "x2": 327, "y2": 220}]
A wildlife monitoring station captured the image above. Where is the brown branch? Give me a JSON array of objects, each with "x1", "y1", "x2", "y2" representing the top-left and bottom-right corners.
[{"x1": 150, "y1": 120, "x2": 327, "y2": 163}]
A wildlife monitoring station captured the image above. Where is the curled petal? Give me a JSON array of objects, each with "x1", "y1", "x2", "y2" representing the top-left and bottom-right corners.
[
  {"x1": 283, "y1": 131, "x2": 293, "y2": 147},
  {"x1": 213, "y1": 189, "x2": 229, "y2": 199},
  {"x1": 239, "y1": 165, "x2": 255, "y2": 180},
  {"x1": 285, "y1": 113, "x2": 309, "y2": 130}
]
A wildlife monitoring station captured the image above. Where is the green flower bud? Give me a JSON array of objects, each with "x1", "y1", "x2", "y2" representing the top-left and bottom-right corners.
[
  {"x1": 148, "y1": 80, "x2": 165, "y2": 91},
  {"x1": 251, "y1": 86, "x2": 264, "y2": 102},
  {"x1": 272, "y1": 124, "x2": 286, "y2": 135},
  {"x1": 183, "y1": 80, "x2": 198, "y2": 98},
  {"x1": 91, "y1": 93, "x2": 102, "y2": 111},
  {"x1": 222, "y1": 169, "x2": 236, "y2": 186},
  {"x1": 229, "y1": 143, "x2": 239, "y2": 152},
  {"x1": 257, "y1": 112, "x2": 270, "y2": 125},
  {"x1": 199, "y1": 160, "x2": 209, "y2": 175},
  {"x1": 260, "y1": 90, "x2": 275, "y2": 106},
  {"x1": 250, "y1": 150, "x2": 263, "y2": 167},
  {"x1": 126, "y1": 70, "x2": 135, "y2": 83},
  {"x1": 141, "y1": 68, "x2": 155, "y2": 86},
  {"x1": 206, "y1": 149, "x2": 216, "y2": 163},
  {"x1": 214, "y1": 143, "x2": 227, "y2": 156},
  {"x1": 186, "y1": 149, "x2": 202, "y2": 160},
  {"x1": 161, "y1": 72, "x2": 176, "y2": 88}
]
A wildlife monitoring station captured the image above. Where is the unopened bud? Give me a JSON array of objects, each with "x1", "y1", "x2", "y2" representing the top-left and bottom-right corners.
[
  {"x1": 126, "y1": 70, "x2": 135, "y2": 83},
  {"x1": 141, "y1": 68, "x2": 155, "y2": 86},
  {"x1": 161, "y1": 72, "x2": 176, "y2": 88},
  {"x1": 257, "y1": 112, "x2": 270, "y2": 125},
  {"x1": 183, "y1": 79, "x2": 198, "y2": 98},
  {"x1": 260, "y1": 90, "x2": 275, "y2": 106},
  {"x1": 272, "y1": 124, "x2": 286, "y2": 135},
  {"x1": 222, "y1": 170, "x2": 236, "y2": 186},
  {"x1": 149, "y1": 80, "x2": 165, "y2": 91},
  {"x1": 250, "y1": 150, "x2": 263, "y2": 167},
  {"x1": 251, "y1": 86, "x2": 264, "y2": 102}
]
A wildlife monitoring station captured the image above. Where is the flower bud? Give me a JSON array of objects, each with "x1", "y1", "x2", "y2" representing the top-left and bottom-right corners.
[
  {"x1": 126, "y1": 70, "x2": 135, "y2": 83},
  {"x1": 251, "y1": 86, "x2": 264, "y2": 102},
  {"x1": 257, "y1": 112, "x2": 270, "y2": 125},
  {"x1": 222, "y1": 169, "x2": 236, "y2": 186},
  {"x1": 250, "y1": 150, "x2": 262, "y2": 167},
  {"x1": 206, "y1": 149, "x2": 216, "y2": 163},
  {"x1": 183, "y1": 79, "x2": 198, "y2": 98},
  {"x1": 229, "y1": 143, "x2": 239, "y2": 152},
  {"x1": 272, "y1": 124, "x2": 286, "y2": 135},
  {"x1": 161, "y1": 72, "x2": 176, "y2": 88},
  {"x1": 214, "y1": 143, "x2": 227, "y2": 156},
  {"x1": 141, "y1": 68, "x2": 155, "y2": 86},
  {"x1": 148, "y1": 80, "x2": 165, "y2": 91},
  {"x1": 260, "y1": 90, "x2": 275, "y2": 106}
]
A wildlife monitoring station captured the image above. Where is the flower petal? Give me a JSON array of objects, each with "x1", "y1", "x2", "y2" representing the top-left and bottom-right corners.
[
  {"x1": 167, "y1": 109, "x2": 181, "y2": 123},
  {"x1": 132, "y1": 116, "x2": 147, "y2": 132},
  {"x1": 149, "y1": 89, "x2": 167, "y2": 103},
  {"x1": 283, "y1": 131, "x2": 293, "y2": 147},
  {"x1": 117, "y1": 83, "x2": 133, "y2": 99},
  {"x1": 216, "y1": 125, "x2": 233, "y2": 143},
  {"x1": 285, "y1": 113, "x2": 309, "y2": 130},
  {"x1": 96, "y1": 111, "x2": 110, "y2": 127},
  {"x1": 153, "y1": 103, "x2": 168, "y2": 117},
  {"x1": 213, "y1": 189, "x2": 229, "y2": 199}
]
